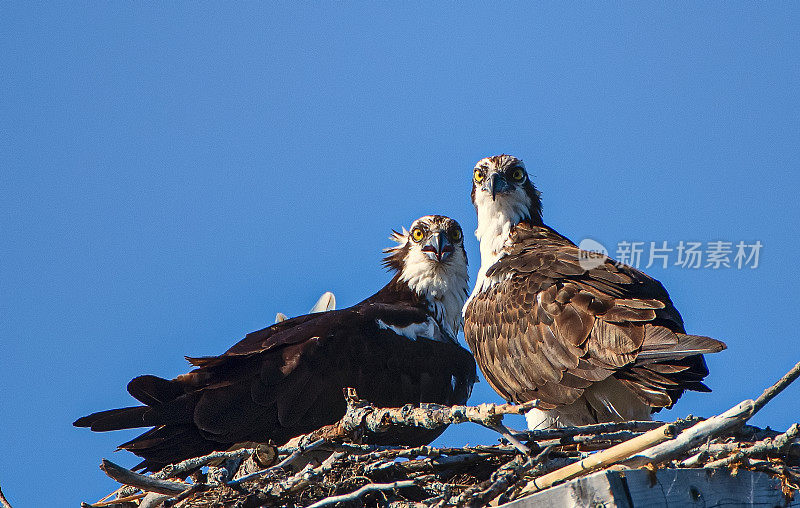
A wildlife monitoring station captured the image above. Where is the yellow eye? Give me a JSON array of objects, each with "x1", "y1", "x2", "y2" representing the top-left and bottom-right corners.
[
  {"x1": 449, "y1": 228, "x2": 462, "y2": 242},
  {"x1": 473, "y1": 169, "x2": 484, "y2": 183},
  {"x1": 510, "y1": 168, "x2": 525, "y2": 181},
  {"x1": 411, "y1": 228, "x2": 424, "y2": 242}
]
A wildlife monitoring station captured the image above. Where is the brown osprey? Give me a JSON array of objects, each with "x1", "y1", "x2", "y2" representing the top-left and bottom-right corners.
[
  {"x1": 463, "y1": 155, "x2": 726, "y2": 429},
  {"x1": 75, "y1": 215, "x2": 476, "y2": 471}
]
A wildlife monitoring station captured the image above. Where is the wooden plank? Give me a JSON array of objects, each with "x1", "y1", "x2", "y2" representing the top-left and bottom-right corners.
[
  {"x1": 502, "y1": 468, "x2": 799, "y2": 508},
  {"x1": 621, "y1": 468, "x2": 798, "y2": 508},
  {"x1": 500, "y1": 469, "x2": 630, "y2": 508}
]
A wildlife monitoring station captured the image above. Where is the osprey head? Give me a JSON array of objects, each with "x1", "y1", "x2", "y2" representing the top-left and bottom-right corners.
[
  {"x1": 384, "y1": 215, "x2": 467, "y2": 273},
  {"x1": 384, "y1": 215, "x2": 469, "y2": 335},
  {"x1": 471, "y1": 154, "x2": 542, "y2": 224}
]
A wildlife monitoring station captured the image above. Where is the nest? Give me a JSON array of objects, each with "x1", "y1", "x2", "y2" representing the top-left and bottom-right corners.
[{"x1": 81, "y1": 363, "x2": 800, "y2": 508}]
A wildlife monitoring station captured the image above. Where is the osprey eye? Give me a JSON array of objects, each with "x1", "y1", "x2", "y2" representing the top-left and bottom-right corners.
[
  {"x1": 449, "y1": 229, "x2": 462, "y2": 242},
  {"x1": 474, "y1": 169, "x2": 484, "y2": 183},
  {"x1": 411, "y1": 228, "x2": 425, "y2": 242},
  {"x1": 510, "y1": 168, "x2": 525, "y2": 181}
]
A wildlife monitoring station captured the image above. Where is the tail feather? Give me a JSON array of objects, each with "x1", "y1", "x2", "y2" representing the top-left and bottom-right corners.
[
  {"x1": 614, "y1": 330, "x2": 725, "y2": 411},
  {"x1": 74, "y1": 374, "x2": 206, "y2": 472},
  {"x1": 73, "y1": 406, "x2": 151, "y2": 432},
  {"x1": 74, "y1": 374, "x2": 192, "y2": 432},
  {"x1": 639, "y1": 333, "x2": 726, "y2": 362},
  {"x1": 127, "y1": 375, "x2": 185, "y2": 406},
  {"x1": 119, "y1": 425, "x2": 216, "y2": 472}
]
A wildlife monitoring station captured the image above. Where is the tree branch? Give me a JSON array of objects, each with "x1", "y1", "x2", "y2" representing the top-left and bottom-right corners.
[
  {"x1": 0, "y1": 485, "x2": 13, "y2": 508},
  {"x1": 704, "y1": 423, "x2": 800, "y2": 469},
  {"x1": 517, "y1": 423, "x2": 677, "y2": 495},
  {"x1": 753, "y1": 361, "x2": 800, "y2": 414},
  {"x1": 306, "y1": 480, "x2": 416, "y2": 508},
  {"x1": 99, "y1": 459, "x2": 189, "y2": 496},
  {"x1": 298, "y1": 389, "x2": 535, "y2": 445},
  {"x1": 227, "y1": 438, "x2": 327, "y2": 486}
]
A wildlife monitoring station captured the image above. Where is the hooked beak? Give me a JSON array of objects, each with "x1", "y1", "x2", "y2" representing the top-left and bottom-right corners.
[
  {"x1": 485, "y1": 172, "x2": 510, "y2": 201},
  {"x1": 421, "y1": 232, "x2": 455, "y2": 263}
]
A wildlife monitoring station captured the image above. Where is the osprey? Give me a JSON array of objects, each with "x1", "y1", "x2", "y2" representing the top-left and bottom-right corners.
[
  {"x1": 463, "y1": 155, "x2": 726, "y2": 429},
  {"x1": 75, "y1": 215, "x2": 476, "y2": 471}
]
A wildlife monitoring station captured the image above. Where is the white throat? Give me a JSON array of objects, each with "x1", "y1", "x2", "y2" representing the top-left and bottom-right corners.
[
  {"x1": 399, "y1": 248, "x2": 469, "y2": 339},
  {"x1": 466, "y1": 187, "x2": 532, "y2": 309}
]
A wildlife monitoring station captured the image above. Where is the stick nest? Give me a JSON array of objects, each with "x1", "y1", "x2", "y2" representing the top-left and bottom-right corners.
[{"x1": 83, "y1": 362, "x2": 800, "y2": 508}]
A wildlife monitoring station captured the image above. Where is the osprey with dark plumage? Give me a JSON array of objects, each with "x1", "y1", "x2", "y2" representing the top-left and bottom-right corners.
[
  {"x1": 463, "y1": 155, "x2": 726, "y2": 429},
  {"x1": 75, "y1": 215, "x2": 476, "y2": 471}
]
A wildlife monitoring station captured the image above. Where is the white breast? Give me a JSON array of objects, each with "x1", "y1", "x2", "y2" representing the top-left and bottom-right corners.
[
  {"x1": 465, "y1": 187, "x2": 532, "y2": 311},
  {"x1": 399, "y1": 247, "x2": 469, "y2": 338}
]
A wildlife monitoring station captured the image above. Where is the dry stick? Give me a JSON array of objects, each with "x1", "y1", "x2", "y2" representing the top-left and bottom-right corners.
[
  {"x1": 83, "y1": 493, "x2": 146, "y2": 508},
  {"x1": 114, "y1": 446, "x2": 259, "y2": 498},
  {"x1": 517, "y1": 423, "x2": 677, "y2": 496},
  {"x1": 753, "y1": 361, "x2": 800, "y2": 413},
  {"x1": 160, "y1": 447, "x2": 256, "y2": 477},
  {"x1": 300, "y1": 389, "x2": 535, "y2": 444},
  {"x1": 450, "y1": 446, "x2": 550, "y2": 506},
  {"x1": 228, "y1": 437, "x2": 327, "y2": 486},
  {"x1": 138, "y1": 493, "x2": 172, "y2": 508},
  {"x1": 521, "y1": 420, "x2": 666, "y2": 442},
  {"x1": 365, "y1": 453, "x2": 485, "y2": 476},
  {"x1": 704, "y1": 423, "x2": 800, "y2": 469},
  {"x1": 488, "y1": 423, "x2": 531, "y2": 454},
  {"x1": 532, "y1": 429, "x2": 660, "y2": 451},
  {"x1": 306, "y1": 480, "x2": 416, "y2": 508},
  {"x1": 347, "y1": 444, "x2": 516, "y2": 465},
  {"x1": 623, "y1": 360, "x2": 800, "y2": 469},
  {"x1": 259, "y1": 450, "x2": 344, "y2": 500},
  {"x1": 621, "y1": 401, "x2": 754, "y2": 469},
  {"x1": 678, "y1": 446, "x2": 730, "y2": 468},
  {"x1": 269, "y1": 450, "x2": 347, "y2": 498},
  {"x1": 465, "y1": 446, "x2": 554, "y2": 508},
  {"x1": 0, "y1": 485, "x2": 13, "y2": 508},
  {"x1": 168, "y1": 483, "x2": 207, "y2": 507},
  {"x1": 99, "y1": 459, "x2": 190, "y2": 496},
  {"x1": 680, "y1": 428, "x2": 800, "y2": 468}
]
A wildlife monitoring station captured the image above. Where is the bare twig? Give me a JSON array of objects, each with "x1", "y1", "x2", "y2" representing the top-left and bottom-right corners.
[
  {"x1": 300, "y1": 389, "x2": 535, "y2": 445},
  {"x1": 622, "y1": 401, "x2": 754, "y2": 469},
  {"x1": 0, "y1": 485, "x2": 13, "y2": 508},
  {"x1": 267, "y1": 450, "x2": 346, "y2": 498},
  {"x1": 465, "y1": 447, "x2": 554, "y2": 507},
  {"x1": 621, "y1": 362, "x2": 800, "y2": 471},
  {"x1": 228, "y1": 438, "x2": 327, "y2": 486},
  {"x1": 306, "y1": 480, "x2": 416, "y2": 508},
  {"x1": 488, "y1": 423, "x2": 531, "y2": 454},
  {"x1": 115, "y1": 446, "x2": 260, "y2": 498},
  {"x1": 82, "y1": 493, "x2": 146, "y2": 508},
  {"x1": 753, "y1": 361, "x2": 800, "y2": 414},
  {"x1": 522, "y1": 420, "x2": 667, "y2": 442},
  {"x1": 165, "y1": 447, "x2": 256, "y2": 476},
  {"x1": 138, "y1": 493, "x2": 172, "y2": 508},
  {"x1": 704, "y1": 423, "x2": 800, "y2": 469},
  {"x1": 365, "y1": 453, "x2": 485, "y2": 476},
  {"x1": 99, "y1": 459, "x2": 189, "y2": 495},
  {"x1": 518, "y1": 423, "x2": 677, "y2": 495}
]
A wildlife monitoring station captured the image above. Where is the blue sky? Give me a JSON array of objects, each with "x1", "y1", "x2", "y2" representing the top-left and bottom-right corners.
[{"x1": 3, "y1": 3, "x2": 799, "y2": 506}]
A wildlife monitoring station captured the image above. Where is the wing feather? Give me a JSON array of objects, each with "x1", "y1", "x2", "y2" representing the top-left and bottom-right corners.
[{"x1": 464, "y1": 222, "x2": 725, "y2": 411}]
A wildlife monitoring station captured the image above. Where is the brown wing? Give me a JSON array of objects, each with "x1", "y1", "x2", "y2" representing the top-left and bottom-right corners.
[
  {"x1": 464, "y1": 223, "x2": 725, "y2": 411},
  {"x1": 76, "y1": 304, "x2": 476, "y2": 471}
]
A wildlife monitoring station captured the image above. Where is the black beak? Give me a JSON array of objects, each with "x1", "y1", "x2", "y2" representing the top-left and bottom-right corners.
[
  {"x1": 486, "y1": 173, "x2": 509, "y2": 201},
  {"x1": 421, "y1": 232, "x2": 454, "y2": 262}
]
